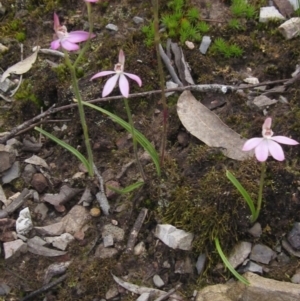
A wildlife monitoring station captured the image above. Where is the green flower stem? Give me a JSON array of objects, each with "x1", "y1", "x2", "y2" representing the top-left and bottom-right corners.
[
  {"x1": 123, "y1": 98, "x2": 146, "y2": 181},
  {"x1": 64, "y1": 52, "x2": 94, "y2": 176},
  {"x1": 153, "y1": 0, "x2": 168, "y2": 166},
  {"x1": 74, "y1": 2, "x2": 94, "y2": 68},
  {"x1": 252, "y1": 162, "x2": 266, "y2": 222}
]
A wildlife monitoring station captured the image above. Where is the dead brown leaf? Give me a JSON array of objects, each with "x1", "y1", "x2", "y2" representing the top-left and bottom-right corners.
[{"x1": 176, "y1": 91, "x2": 253, "y2": 161}]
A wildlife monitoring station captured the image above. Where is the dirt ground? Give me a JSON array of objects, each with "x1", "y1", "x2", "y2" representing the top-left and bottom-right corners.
[{"x1": 1, "y1": 0, "x2": 300, "y2": 300}]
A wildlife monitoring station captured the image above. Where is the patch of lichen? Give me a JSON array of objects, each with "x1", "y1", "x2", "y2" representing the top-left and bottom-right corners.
[{"x1": 57, "y1": 256, "x2": 117, "y2": 301}]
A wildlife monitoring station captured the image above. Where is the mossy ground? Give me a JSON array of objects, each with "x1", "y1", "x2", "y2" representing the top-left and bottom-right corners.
[{"x1": 1, "y1": 0, "x2": 300, "y2": 299}]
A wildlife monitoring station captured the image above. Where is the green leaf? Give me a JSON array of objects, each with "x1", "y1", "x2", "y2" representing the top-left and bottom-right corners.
[
  {"x1": 215, "y1": 237, "x2": 250, "y2": 285},
  {"x1": 82, "y1": 101, "x2": 161, "y2": 176},
  {"x1": 107, "y1": 181, "x2": 144, "y2": 195},
  {"x1": 35, "y1": 126, "x2": 92, "y2": 174},
  {"x1": 226, "y1": 170, "x2": 255, "y2": 219}
]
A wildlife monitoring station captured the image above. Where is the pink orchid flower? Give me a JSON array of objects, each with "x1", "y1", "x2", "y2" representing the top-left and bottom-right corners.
[
  {"x1": 242, "y1": 117, "x2": 299, "y2": 162},
  {"x1": 85, "y1": 0, "x2": 98, "y2": 2},
  {"x1": 50, "y1": 13, "x2": 95, "y2": 51},
  {"x1": 90, "y1": 49, "x2": 142, "y2": 98}
]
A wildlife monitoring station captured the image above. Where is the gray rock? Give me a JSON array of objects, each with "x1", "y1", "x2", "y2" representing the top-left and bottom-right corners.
[
  {"x1": 199, "y1": 36, "x2": 211, "y2": 54},
  {"x1": 248, "y1": 222, "x2": 262, "y2": 238},
  {"x1": 2, "y1": 161, "x2": 20, "y2": 184},
  {"x1": 277, "y1": 252, "x2": 290, "y2": 264},
  {"x1": 154, "y1": 224, "x2": 194, "y2": 250},
  {"x1": 105, "y1": 23, "x2": 118, "y2": 31},
  {"x1": 132, "y1": 16, "x2": 144, "y2": 24},
  {"x1": 282, "y1": 239, "x2": 300, "y2": 258},
  {"x1": 136, "y1": 292, "x2": 150, "y2": 301},
  {"x1": 253, "y1": 95, "x2": 277, "y2": 108},
  {"x1": 134, "y1": 241, "x2": 146, "y2": 255},
  {"x1": 0, "y1": 210, "x2": 8, "y2": 218},
  {"x1": 24, "y1": 154, "x2": 49, "y2": 169},
  {"x1": 34, "y1": 203, "x2": 48, "y2": 220},
  {"x1": 153, "y1": 274, "x2": 164, "y2": 288},
  {"x1": 27, "y1": 238, "x2": 67, "y2": 257},
  {"x1": 28, "y1": 236, "x2": 47, "y2": 246},
  {"x1": 16, "y1": 207, "x2": 33, "y2": 235},
  {"x1": 3, "y1": 239, "x2": 27, "y2": 259},
  {"x1": 196, "y1": 272, "x2": 300, "y2": 301},
  {"x1": 61, "y1": 205, "x2": 90, "y2": 234},
  {"x1": 35, "y1": 222, "x2": 65, "y2": 236},
  {"x1": 103, "y1": 234, "x2": 114, "y2": 247},
  {"x1": 0, "y1": 145, "x2": 16, "y2": 173},
  {"x1": 22, "y1": 164, "x2": 36, "y2": 184},
  {"x1": 105, "y1": 284, "x2": 119, "y2": 300},
  {"x1": 45, "y1": 233, "x2": 74, "y2": 251},
  {"x1": 287, "y1": 222, "x2": 300, "y2": 250},
  {"x1": 102, "y1": 224, "x2": 125, "y2": 242},
  {"x1": 95, "y1": 243, "x2": 118, "y2": 259},
  {"x1": 291, "y1": 273, "x2": 300, "y2": 284},
  {"x1": 259, "y1": 6, "x2": 285, "y2": 23},
  {"x1": 228, "y1": 241, "x2": 252, "y2": 268},
  {"x1": 0, "y1": 78, "x2": 14, "y2": 92},
  {"x1": 0, "y1": 283, "x2": 10, "y2": 296},
  {"x1": 278, "y1": 18, "x2": 300, "y2": 40},
  {"x1": 250, "y1": 244, "x2": 276, "y2": 264},
  {"x1": 239, "y1": 260, "x2": 263, "y2": 274},
  {"x1": 196, "y1": 253, "x2": 206, "y2": 275}
]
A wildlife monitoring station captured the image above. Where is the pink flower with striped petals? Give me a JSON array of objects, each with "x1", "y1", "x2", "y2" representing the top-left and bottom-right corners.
[
  {"x1": 90, "y1": 49, "x2": 142, "y2": 98},
  {"x1": 242, "y1": 117, "x2": 298, "y2": 162},
  {"x1": 50, "y1": 13, "x2": 95, "y2": 51}
]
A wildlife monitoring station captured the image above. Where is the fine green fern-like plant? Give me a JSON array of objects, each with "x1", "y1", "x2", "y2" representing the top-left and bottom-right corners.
[
  {"x1": 231, "y1": 0, "x2": 256, "y2": 19},
  {"x1": 211, "y1": 37, "x2": 243, "y2": 58},
  {"x1": 141, "y1": 22, "x2": 155, "y2": 47},
  {"x1": 228, "y1": 18, "x2": 243, "y2": 30},
  {"x1": 197, "y1": 21, "x2": 210, "y2": 33},
  {"x1": 167, "y1": 0, "x2": 184, "y2": 12},
  {"x1": 187, "y1": 7, "x2": 200, "y2": 23}
]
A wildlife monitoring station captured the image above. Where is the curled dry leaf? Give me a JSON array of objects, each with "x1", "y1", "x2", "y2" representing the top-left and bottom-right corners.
[
  {"x1": 176, "y1": 91, "x2": 253, "y2": 161},
  {"x1": 112, "y1": 274, "x2": 183, "y2": 300},
  {"x1": 1, "y1": 46, "x2": 40, "y2": 82}
]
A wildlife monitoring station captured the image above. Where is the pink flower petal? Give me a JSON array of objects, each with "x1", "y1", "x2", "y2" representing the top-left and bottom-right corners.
[
  {"x1": 242, "y1": 138, "x2": 263, "y2": 151},
  {"x1": 90, "y1": 71, "x2": 116, "y2": 81},
  {"x1": 67, "y1": 31, "x2": 94, "y2": 43},
  {"x1": 119, "y1": 49, "x2": 125, "y2": 65},
  {"x1": 119, "y1": 74, "x2": 129, "y2": 97},
  {"x1": 124, "y1": 72, "x2": 142, "y2": 87},
  {"x1": 271, "y1": 136, "x2": 299, "y2": 145},
  {"x1": 50, "y1": 39, "x2": 60, "y2": 50},
  {"x1": 102, "y1": 74, "x2": 119, "y2": 97},
  {"x1": 53, "y1": 13, "x2": 60, "y2": 31},
  {"x1": 263, "y1": 117, "x2": 272, "y2": 130},
  {"x1": 61, "y1": 40, "x2": 80, "y2": 51},
  {"x1": 267, "y1": 139, "x2": 285, "y2": 161},
  {"x1": 85, "y1": 0, "x2": 98, "y2": 2},
  {"x1": 254, "y1": 139, "x2": 269, "y2": 162}
]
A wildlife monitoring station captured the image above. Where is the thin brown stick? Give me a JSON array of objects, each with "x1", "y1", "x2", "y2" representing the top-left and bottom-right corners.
[
  {"x1": 0, "y1": 78, "x2": 291, "y2": 143},
  {"x1": 20, "y1": 274, "x2": 67, "y2": 301}
]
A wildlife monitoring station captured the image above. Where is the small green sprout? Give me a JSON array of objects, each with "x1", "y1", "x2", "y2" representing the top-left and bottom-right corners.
[
  {"x1": 197, "y1": 21, "x2": 210, "y2": 33},
  {"x1": 211, "y1": 37, "x2": 243, "y2": 58},
  {"x1": 231, "y1": 0, "x2": 256, "y2": 19},
  {"x1": 187, "y1": 7, "x2": 200, "y2": 23}
]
